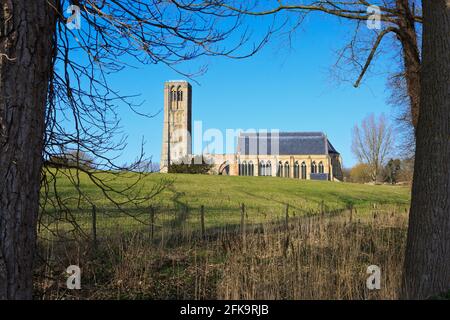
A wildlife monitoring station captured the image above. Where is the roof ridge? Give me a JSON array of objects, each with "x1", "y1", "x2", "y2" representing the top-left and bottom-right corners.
[{"x1": 239, "y1": 131, "x2": 325, "y2": 136}]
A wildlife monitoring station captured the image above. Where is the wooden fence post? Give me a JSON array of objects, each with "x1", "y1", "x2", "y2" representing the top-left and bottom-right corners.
[
  {"x1": 349, "y1": 203, "x2": 353, "y2": 223},
  {"x1": 320, "y1": 200, "x2": 325, "y2": 218},
  {"x1": 285, "y1": 204, "x2": 289, "y2": 229},
  {"x1": 92, "y1": 205, "x2": 97, "y2": 248},
  {"x1": 283, "y1": 203, "x2": 291, "y2": 257},
  {"x1": 200, "y1": 205, "x2": 205, "y2": 240},
  {"x1": 241, "y1": 203, "x2": 246, "y2": 251},
  {"x1": 150, "y1": 206, "x2": 155, "y2": 241}
]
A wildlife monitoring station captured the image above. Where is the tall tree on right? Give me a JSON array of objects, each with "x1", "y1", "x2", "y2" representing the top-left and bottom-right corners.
[{"x1": 402, "y1": 0, "x2": 450, "y2": 299}]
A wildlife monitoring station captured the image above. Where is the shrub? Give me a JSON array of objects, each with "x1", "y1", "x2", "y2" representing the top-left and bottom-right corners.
[
  {"x1": 349, "y1": 163, "x2": 372, "y2": 183},
  {"x1": 168, "y1": 155, "x2": 213, "y2": 174}
]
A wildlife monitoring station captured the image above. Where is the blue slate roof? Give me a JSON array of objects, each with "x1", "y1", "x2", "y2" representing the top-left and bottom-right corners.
[{"x1": 237, "y1": 132, "x2": 339, "y2": 156}]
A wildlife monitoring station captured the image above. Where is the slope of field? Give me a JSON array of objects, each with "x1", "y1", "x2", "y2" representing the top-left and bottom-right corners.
[
  {"x1": 43, "y1": 171, "x2": 411, "y2": 235},
  {"x1": 49, "y1": 171, "x2": 411, "y2": 210},
  {"x1": 37, "y1": 171, "x2": 412, "y2": 299},
  {"x1": 152, "y1": 173, "x2": 410, "y2": 211}
]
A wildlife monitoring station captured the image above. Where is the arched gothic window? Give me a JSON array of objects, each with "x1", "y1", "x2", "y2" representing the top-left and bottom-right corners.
[
  {"x1": 294, "y1": 161, "x2": 300, "y2": 178},
  {"x1": 170, "y1": 86, "x2": 183, "y2": 102},
  {"x1": 284, "y1": 161, "x2": 290, "y2": 178},
  {"x1": 301, "y1": 162, "x2": 307, "y2": 179},
  {"x1": 277, "y1": 161, "x2": 282, "y2": 177},
  {"x1": 266, "y1": 161, "x2": 272, "y2": 176},
  {"x1": 242, "y1": 161, "x2": 247, "y2": 176},
  {"x1": 311, "y1": 161, "x2": 317, "y2": 174},
  {"x1": 319, "y1": 161, "x2": 324, "y2": 174},
  {"x1": 260, "y1": 161, "x2": 265, "y2": 176},
  {"x1": 249, "y1": 161, "x2": 254, "y2": 176}
]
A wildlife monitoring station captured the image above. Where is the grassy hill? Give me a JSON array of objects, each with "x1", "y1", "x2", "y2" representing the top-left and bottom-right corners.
[
  {"x1": 42, "y1": 171, "x2": 411, "y2": 235},
  {"x1": 152, "y1": 173, "x2": 410, "y2": 210},
  {"x1": 37, "y1": 171, "x2": 412, "y2": 299}
]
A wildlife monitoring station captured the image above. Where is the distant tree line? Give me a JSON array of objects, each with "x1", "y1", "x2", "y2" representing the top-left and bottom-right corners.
[
  {"x1": 344, "y1": 158, "x2": 414, "y2": 185},
  {"x1": 47, "y1": 150, "x2": 95, "y2": 170},
  {"x1": 348, "y1": 113, "x2": 416, "y2": 185}
]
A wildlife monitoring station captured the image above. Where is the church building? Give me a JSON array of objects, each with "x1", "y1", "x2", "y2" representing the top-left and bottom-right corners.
[{"x1": 160, "y1": 80, "x2": 343, "y2": 181}]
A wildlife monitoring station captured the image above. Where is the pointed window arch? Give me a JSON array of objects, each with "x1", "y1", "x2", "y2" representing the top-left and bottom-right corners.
[
  {"x1": 266, "y1": 161, "x2": 272, "y2": 176},
  {"x1": 284, "y1": 161, "x2": 290, "y2": 178},
  {"x1": 249, "y1": 161, "x2": 254, "y2": 176},
  {"x1": 277, "y1": 161, "x2": 282, "y2": 177},
  {"x1": 170, "y1": 86, "x2": 177, "y2": 101},
  {"x1": 260, "y1": 160, "x2": 265, "y2": 176},
  {"x1": 175, "y1": 86, "x2": 182, "y2": 102},
  {"x1": 319, "y1": 161, "x2": 324, "y2": 174},
  {"x1": 242, "y1": 161, "x2": 248, "y2": 176},
  {"x1": 311, "y1": 161, "x2": 317, "y2": 174},
  {"x1": 301, "y1": 162, "x2": 307, "y2": 179},
  {"x1": 294, "y1": 161, "x2": 300, "y2": 178}
]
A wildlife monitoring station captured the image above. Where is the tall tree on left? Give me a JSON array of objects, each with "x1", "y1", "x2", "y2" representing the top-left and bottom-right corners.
[
  {"x1": 0, "y1": 0, "x2": 57, "y2": 300},
  {"x1": 0, "y1": 0, "x2": 269, "y2": 299}
]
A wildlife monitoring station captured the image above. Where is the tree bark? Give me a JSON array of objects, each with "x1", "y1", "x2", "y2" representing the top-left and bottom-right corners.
[
  {"x1": 402, "y1": 0, "x2": 450, "y2": 299},
  {"x1": 396, "y1": 0, "x2": 421, "y2": 131},
  {"x1": 0, "y1": 0, "x2": 56, "y2": 299}
]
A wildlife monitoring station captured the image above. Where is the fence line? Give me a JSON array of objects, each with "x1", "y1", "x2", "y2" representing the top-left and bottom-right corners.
[
  {"x1": 39, "y1": 202, "x2": 407, "y2": 249},
  {"x1": 91, "y1": 205, "x2": 97, "y2": 248}
]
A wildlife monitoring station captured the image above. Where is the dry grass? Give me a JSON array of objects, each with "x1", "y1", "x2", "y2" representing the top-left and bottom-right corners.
[
  {"x1": 34, "y1": 206, "x2": 408, "y2": 300},
  {"x1": 218, "y1": 212, "x2": 406, "y2": 299}
]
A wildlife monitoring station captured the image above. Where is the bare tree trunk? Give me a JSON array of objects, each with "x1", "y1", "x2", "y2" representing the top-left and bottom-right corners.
[
  {"x1": 402, "y1": 0, "x2": 450, "y2": 299},
  {"x1": 396, "y1": 0, "x2": 421, "y2": 131},
  {"x1": 0, "y1": 0, "x2": 56, "y2": 299}
]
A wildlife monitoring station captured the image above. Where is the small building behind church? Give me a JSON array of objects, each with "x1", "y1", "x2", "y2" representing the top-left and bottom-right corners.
[{"x1": 160, "y1": 80, "x2": 343, "y2": 181}]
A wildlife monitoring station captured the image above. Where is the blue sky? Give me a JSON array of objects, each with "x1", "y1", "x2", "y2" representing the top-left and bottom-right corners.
[{"x1": 104, "y1": 13, "x2": 399, "y2": 168}]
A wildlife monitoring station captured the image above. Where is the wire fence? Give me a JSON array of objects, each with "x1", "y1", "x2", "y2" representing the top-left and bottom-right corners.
[{"x1": 38, "y1": 201, "x2": 406, "y2": 249}]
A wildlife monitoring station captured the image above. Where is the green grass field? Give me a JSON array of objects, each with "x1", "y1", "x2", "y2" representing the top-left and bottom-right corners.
[
  {"x1": 37, "y1": 171, "x2": 413, "y2": 299},
  {"x1": 153, "y1": 173, "x2": 410, "y2": 210},
  {"x1": 42, "y1": 170, "x2": 411, "y2": 237}
]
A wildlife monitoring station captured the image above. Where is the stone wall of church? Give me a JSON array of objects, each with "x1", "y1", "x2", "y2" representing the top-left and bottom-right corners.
[{"x1": 207, "y1": 154, "x2": 342, "y2": 181}]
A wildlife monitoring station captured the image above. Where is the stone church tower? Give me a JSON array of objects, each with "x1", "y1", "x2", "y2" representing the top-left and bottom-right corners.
[{"x1": 160, "y1": 81, "x2": 192, "y2": 172}]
